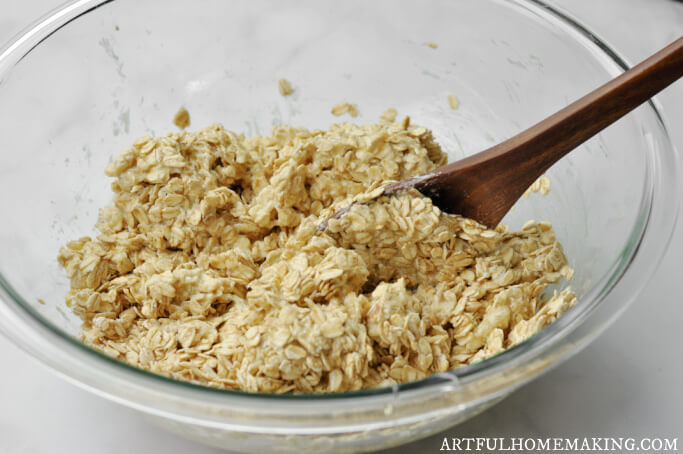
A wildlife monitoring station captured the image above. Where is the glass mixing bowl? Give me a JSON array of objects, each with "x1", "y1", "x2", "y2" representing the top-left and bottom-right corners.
[{"x1": 0, "y1": 0, "x2": 678, "y2": 452}]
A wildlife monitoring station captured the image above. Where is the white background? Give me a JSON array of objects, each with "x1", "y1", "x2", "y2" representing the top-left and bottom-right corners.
[{"x1": 0, "y1": 1, "x2": 681, "y2": 453}]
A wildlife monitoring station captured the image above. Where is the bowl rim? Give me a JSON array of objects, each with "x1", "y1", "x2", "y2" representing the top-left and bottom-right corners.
[{"x1": 0, "y1": 0, "x2": 679, "y2": 422}]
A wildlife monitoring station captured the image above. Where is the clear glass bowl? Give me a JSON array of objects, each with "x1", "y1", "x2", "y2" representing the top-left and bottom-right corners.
[{"x1": 0, "y1": 0, "x2": 678, "y2": 452}]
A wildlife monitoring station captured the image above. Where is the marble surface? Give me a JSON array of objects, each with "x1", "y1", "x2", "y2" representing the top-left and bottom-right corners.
[{"x1": 0, "y1": 1, "x2": 681, "y2": 453}]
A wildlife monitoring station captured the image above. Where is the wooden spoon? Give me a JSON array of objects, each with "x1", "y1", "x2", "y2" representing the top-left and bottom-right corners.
[{"x1": 322, "y1": 36, "x2": 683, "y2": 230}]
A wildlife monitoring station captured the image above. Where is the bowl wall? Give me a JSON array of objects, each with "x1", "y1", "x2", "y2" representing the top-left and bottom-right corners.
[
  {"x1": 0, "y1": 0, "x2": 647, "y2": 331},
  {"x1": 0, "y1": 1, "x2": 676, "y2": 452}
]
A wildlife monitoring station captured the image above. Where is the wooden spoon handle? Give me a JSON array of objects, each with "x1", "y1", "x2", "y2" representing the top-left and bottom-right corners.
[
  {"x1": 478, "y1": 35, "x2": 683, "y2": 179},
  {"x1": 410, "y1": 36, "x2": 683, "y2": 227}
]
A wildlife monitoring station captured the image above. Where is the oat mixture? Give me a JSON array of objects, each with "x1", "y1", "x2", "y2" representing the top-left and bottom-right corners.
[{"x1": 58, "y1": 113, "x2": 575, "y2": 393}]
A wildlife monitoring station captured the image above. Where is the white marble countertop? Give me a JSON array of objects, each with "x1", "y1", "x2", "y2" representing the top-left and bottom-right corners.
[{"x1": 1, "y1": 1, "x2": 681, "y2": 453}]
